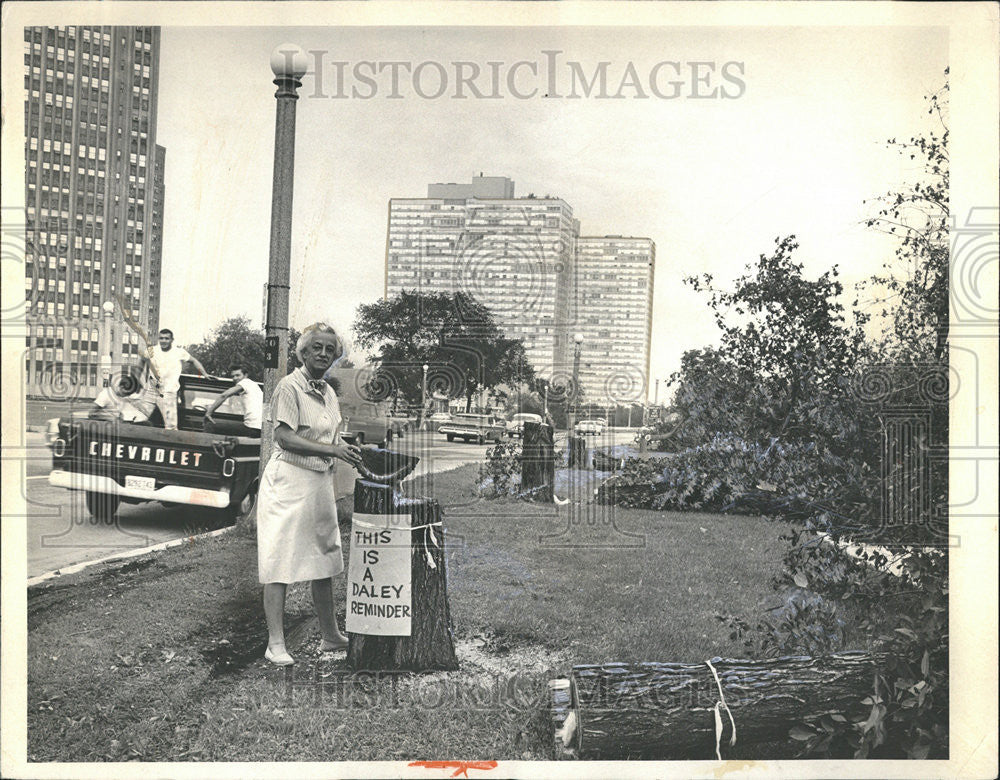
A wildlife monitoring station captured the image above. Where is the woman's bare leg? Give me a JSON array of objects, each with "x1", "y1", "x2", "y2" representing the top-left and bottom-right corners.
[
  {"x1": 263, "y1": 582, "x2": 288, "y2": 649},
  {"x1": 311, "y1": 577, "x2": 348, "y2": 649}
]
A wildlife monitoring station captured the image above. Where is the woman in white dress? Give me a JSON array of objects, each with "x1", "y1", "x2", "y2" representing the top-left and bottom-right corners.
[{"x1": 256, "y1": 324, "x2": 361, "y2": 665}]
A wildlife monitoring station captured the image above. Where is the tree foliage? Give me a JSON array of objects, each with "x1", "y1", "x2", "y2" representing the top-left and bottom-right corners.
[
  {"x1": 863, "y1": 72, "x2": 949, "y2": 364},
  {"x1": 607, "y1": 74, "x2": 951, "y2": 760},
  {"x1": 664, "y1": 236, "x2": 873, "y2": 460},
  {"x1": 353, "y1": 291, "x2": 535, "y2": 411},
  {"x1": 188, "y1": 316, "x2": 302, "y2": 378}
]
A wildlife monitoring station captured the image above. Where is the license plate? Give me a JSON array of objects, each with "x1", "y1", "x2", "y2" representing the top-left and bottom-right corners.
[{"x1": 125, "y1": 475, "x2": 156, "y2": 491}]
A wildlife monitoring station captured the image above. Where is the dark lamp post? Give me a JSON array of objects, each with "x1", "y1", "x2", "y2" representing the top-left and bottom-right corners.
[
  {"x1": 100, "y1": 300, "x2": 115, "y2": 387},
  {"x1": 260, "y1": 43, "x2": 306, "y2": 473},
  {"x1": 421, "y1": 364, "x2": 429, "y2": 430},
  {"x1": 568, "y1": 332, "x2": 583, "y2": 433}
]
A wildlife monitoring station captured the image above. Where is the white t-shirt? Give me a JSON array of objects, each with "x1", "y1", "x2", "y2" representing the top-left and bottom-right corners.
[
  {"x1": 94, "y1": 387, "x2": 149, "y2": 422},
  {"x1": 147, "y1": 344, "x2": 191, "y2": 393},
  {"x1": 237, "y1": 377, "x2": 263, "y2": 429}
]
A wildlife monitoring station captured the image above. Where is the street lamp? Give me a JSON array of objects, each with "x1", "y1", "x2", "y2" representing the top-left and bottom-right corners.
[
  {"x1": 260, "y1": 43, "x2": 307, "y2": 470},
  {"x1": 654, "y1": 378, "x2": 660, "y2": 406},
  {"x1": 100, "y1": 300, "x2": 115, "y2": 386},
  {"x1": 421, "y1": 363, "x2": 429, "y2": 430},
  {"x1": 568, "y1": 332, "x2": 583, "y2": 433}
]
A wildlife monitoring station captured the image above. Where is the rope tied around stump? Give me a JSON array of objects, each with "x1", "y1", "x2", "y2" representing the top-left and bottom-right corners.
[
  {"x1": 351, "y1": 517, "x2": 442, "y2": 570},
  {"x1": 706, "y1": 658, "x2": 737, "y2": 760}
]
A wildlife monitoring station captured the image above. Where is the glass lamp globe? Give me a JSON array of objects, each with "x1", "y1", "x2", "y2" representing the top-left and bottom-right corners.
[{"x1": 270, "y1": 44, "x2": 308, "y2": 79}]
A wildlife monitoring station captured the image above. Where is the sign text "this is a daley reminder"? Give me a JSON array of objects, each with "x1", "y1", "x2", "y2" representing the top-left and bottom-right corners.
[{"x1": 346, "y1": 513, "x2": 413, "y2": 637}]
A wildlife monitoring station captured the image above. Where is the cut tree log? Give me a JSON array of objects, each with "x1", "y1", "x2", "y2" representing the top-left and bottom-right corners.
[
  {"x1": 550, "y1": 651, "x2": 883, "y2": 759},
  {"x1": 347, "y1": 481, "x2": 458, "y2": 672}
]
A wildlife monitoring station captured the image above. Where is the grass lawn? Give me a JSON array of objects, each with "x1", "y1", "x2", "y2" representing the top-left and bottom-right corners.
[{"x1": 27, "y1": 463, "x2": 794, "y2": 762}]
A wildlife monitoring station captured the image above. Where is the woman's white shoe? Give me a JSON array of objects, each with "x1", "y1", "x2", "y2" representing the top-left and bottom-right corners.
[{"x1": 264, "y1": 645, "x2": 295, "y2": 666}]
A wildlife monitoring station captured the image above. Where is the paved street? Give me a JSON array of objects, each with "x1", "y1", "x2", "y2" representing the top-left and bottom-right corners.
[{"x1": 21, "y1": 427, "x2": 639, "y2": 578}]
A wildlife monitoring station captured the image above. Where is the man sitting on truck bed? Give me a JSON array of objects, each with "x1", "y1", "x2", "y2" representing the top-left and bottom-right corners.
[
  {"x1": 89, "y1": 369, "x2": 160, "y2": 424},
  {"x1": 202, "y1": 364, "x2": 263, "y2": 437}
]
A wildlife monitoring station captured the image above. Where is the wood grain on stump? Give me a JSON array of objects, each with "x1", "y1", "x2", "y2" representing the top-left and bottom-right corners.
[{"x1": 347, "y1": 481, "x2": 458, "y2": 672}]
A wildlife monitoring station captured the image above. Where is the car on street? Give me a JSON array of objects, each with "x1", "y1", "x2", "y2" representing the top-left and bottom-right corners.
[
  {"x1": 425, "y1": 411, "x2": 452, "y2": 432},
  {"x1": 506, "y1": 412, "x2": 543, "y2": 438},
  {"x1": 574, "y1": 418, "x2": 607, "y2": 436},
  {"x1": 439, "y1": 413, "x2": 506, "y2": 444},
  {"x1": 387, "y1": 410, "x2": 413, "y2": 437},
  {"x1": 340, "y1": 402, "x2": 394, "y2": 446}
]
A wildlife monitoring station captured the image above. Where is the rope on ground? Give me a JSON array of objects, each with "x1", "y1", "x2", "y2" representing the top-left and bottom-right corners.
[{"x1": 706, "y1": 658, "x2": 737, "y2": 760}]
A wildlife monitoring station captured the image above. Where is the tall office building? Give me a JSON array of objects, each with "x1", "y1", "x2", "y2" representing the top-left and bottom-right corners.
[
  {"x1": 385, "y1": 176, "x2": 656, "y2": 404},
  {"x1": 23, "y1": 25, "x2": 164, "y2": 397},
  {"x1": 574, "y1": 236, "x2": 655, "y2": 403},
  {"x1": 386, "y1": 175, "x2": 580, "y2": 372}
]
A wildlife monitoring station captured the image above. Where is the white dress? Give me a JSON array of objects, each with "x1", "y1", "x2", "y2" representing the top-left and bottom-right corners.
[{"x1": 256, "y1": 368, "x2": 344, "y2": 584}]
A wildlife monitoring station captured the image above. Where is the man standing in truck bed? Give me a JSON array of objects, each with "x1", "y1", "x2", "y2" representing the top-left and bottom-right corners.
[{"x1": 141, "y1": 328, "x2": 209, "y2": 430}]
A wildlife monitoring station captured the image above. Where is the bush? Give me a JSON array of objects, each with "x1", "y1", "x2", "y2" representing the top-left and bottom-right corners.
[
  {"x1": 481, "y1": 438, "x2": 522, "y2": 498},
  {"x1": 599, "y1": 434, "x2": 866, "y2": 517}
]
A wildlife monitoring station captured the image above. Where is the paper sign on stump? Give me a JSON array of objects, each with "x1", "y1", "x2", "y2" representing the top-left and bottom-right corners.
[{"x1": 347, "y1": 512, "x2": 412, "y2": 636}]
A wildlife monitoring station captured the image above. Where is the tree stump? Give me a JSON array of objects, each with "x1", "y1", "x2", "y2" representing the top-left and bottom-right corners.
[
  {"x1": 521, "y1": 421, "x2": 555, "y2": 502},
  {"x1": 567, "y1": 435, "x2": 589, "y2": 469},
  {"x1": 550, "y1": 652, "x2": 884, "y2": 759},
  {"x1": 346, "y1": 480, "x2": 458, "y2": 672}
]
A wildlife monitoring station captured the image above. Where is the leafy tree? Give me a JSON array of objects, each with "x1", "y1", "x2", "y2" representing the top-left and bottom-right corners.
[
  {"x1": 863, "y1": 71, "x2": 949, "y2": 364},
  {"x1": 620, "y1": 77, "x2": 953, "y2": 760},
  {"x1": 189, "y1": 316, "x2": 302, "y2": 379},
  {"x1": 670, "y1": 236, "x2": 872, "y2": 457},
  {"x1": 353, "y1": 291, "x2": 535, "y2": 412}
]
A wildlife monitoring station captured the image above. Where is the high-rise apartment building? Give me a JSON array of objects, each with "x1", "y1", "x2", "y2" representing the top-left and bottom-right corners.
[
  {"x1": 24, "y1": 25, "x2": 164, "y2": 397},
  {"x1": 384, "y1": 176, "x2": 656, "y2": 404},
  {"x1": 574, "y1": 236, "x2": 655, "y2": 402},
  {"x1": 386, "y1": 176, "x2": 579, "y2": 372}
]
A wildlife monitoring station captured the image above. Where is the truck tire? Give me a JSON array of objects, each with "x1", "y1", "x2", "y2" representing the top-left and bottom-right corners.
[
  {"x1": 355, "y1": 433, "x2": 365, "y2": 445},
  {"x1": 446, "y1": 433, "x2": 455, "y2": 442},
  {"x1": 85, "y1": 491, "x2": 120, "y2": 521},
  {"x1": 223, "y1": 485, "x2": 257, "y2": 525}
]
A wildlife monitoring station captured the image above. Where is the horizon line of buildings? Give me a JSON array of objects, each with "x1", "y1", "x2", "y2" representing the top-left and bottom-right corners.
[
  {"x1": 22, "y1": 31, "x2": 655, "y2": 407},
  {"x1": 385, "y1": 174, "x2": 655, "y2": 404}
]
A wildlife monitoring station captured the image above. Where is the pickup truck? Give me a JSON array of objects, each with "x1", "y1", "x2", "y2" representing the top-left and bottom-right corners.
[
  {"x1": 439, "y1": 413, "x2": 506, "y2": 444},
  {"x1": 47, "y1": 374, "x2": 260, "y2": 522}
]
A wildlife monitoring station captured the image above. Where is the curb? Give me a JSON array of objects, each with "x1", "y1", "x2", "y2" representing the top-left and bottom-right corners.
[
  {"x1": 26, "y1": 492, "x2": 357, "y2": 588},
  {"x1": 27, "y1": 524, "x2": 237, "y2": 588}
]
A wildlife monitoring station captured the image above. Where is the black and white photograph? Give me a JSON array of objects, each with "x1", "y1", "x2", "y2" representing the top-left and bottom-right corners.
[{"x1": 1, "y1": 2, "x2": 997, "y2": 778}]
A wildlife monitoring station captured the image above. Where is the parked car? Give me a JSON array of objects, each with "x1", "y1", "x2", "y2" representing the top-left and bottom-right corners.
[
  {"x1": 426, "y1": 411, "x2": 452, "y2": 432},
  {"x1": 387, "y1": 410, "x2": 412, "y2": 436},
  {"x1": 340, "y1": 402, "x2": 394, "y2": 446},
  {"x1": 506, "y1": 412, "x2": 543, "y2": 438},
  {"x1": 439, "y1": 413, "x2": 506, "y2": 444},
  {"x1": 575, "y1": 418, "x2": 607, "y2": 436}
]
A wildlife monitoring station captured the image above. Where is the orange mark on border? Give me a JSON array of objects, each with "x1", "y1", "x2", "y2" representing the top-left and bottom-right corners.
[{"x1": 409, "y1": 760, "x2": 498, "y2": 778}]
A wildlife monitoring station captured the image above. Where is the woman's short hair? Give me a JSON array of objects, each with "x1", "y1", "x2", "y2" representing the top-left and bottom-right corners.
[{"x1": 295, "y1": 323, "x2": 343, "y2": 363}]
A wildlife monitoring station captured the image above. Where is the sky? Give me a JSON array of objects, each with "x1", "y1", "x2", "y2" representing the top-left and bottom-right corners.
[{"x1": 155, "y1": 24, "x2": 948, "y2": 398}]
